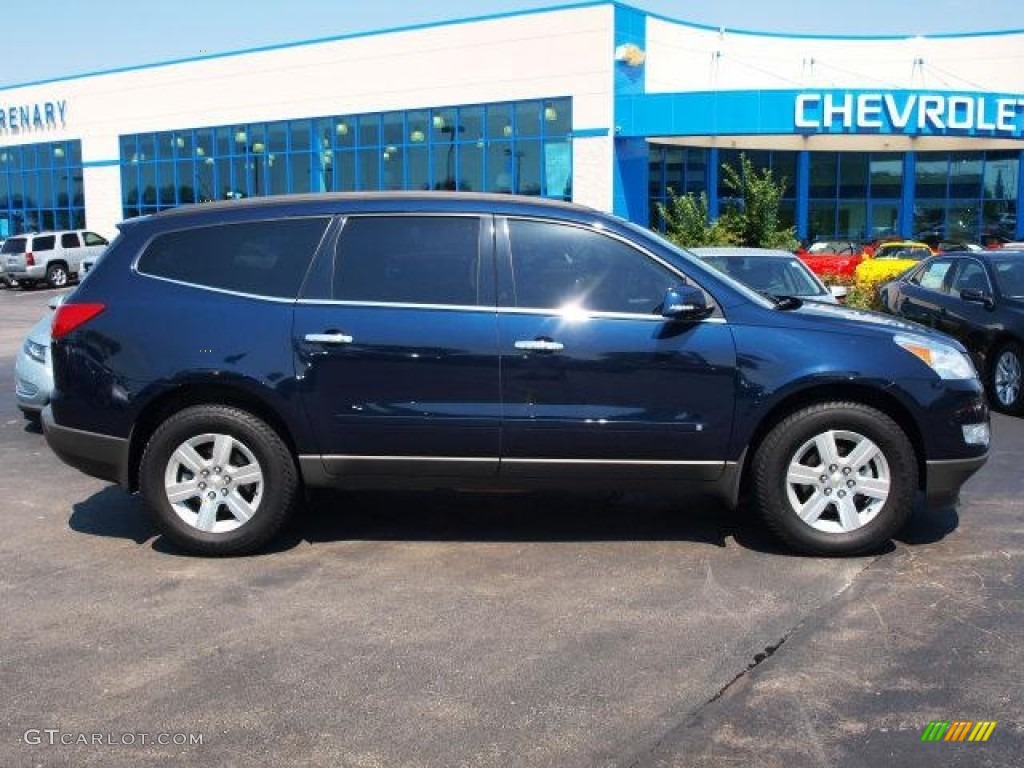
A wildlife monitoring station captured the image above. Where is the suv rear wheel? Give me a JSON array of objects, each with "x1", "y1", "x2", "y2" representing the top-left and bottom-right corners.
[
  {"x1": 752, "y1": 402, "x2": 918, "y2": 556},
  {"x1": 139, "y1": 405, "x2": 299, "y2": 555},
  {"x1": 46, "y1": 262, "x2": 70, "y2": 288}
]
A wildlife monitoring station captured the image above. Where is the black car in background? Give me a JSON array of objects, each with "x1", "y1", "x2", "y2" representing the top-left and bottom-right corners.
[{"x1": 879, "y1": 250, "x2": 1024, "y2": 414}]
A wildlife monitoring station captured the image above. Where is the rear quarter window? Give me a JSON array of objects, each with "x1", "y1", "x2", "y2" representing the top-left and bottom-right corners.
[
  {"x1": 137, "y1": 217, "x2": 331, "y2": 299},
  {"x1": 1, "y1": 238, "x2": 26, "y2": 254}
]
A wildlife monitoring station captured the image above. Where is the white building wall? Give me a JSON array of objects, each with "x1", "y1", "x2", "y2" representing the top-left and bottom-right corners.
[
  {"x1": 0, "y1": 6, "x2": 616, "y2": 233},
  {"x1": 645, "y1": 18, "x2": 1024, "y2": 94}
]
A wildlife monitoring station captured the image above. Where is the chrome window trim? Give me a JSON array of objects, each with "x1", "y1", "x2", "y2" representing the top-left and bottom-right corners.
[
  {"x1": 315, "y1": 455, "x2": 499, "y2": 462},
  {"x1": 311, "y1": 455, "x2": 722, "y2": 466},
  {"x1": 293, "y1": 298, "x2": 727, "y2": 323},
  {"x1": 502, "y1": 458, "x2": 723, "y2": 466}
]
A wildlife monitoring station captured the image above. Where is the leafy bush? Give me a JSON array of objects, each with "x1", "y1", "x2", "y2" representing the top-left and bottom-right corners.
[
  {"x1": 844, "y1": 278, "x2": 889, "y2": 312},
  {"x1": 655, "y1": 190, "x2": 739, "y2": 248},
  {"x1": 655, "y1": 153, "x2": 797, "y2": 251}
]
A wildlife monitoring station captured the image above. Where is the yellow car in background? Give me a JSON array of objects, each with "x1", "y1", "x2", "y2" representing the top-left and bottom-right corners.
[{"x1": 855, "y1": 241, "x2": 934, "y2": 285}]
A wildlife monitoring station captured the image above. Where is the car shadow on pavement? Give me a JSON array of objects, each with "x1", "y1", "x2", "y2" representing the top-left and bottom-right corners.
[
  {"x1": 68, "y1": 486, "x2": 156, "y2": 545},
  {"x1": 894, "y1": 498, "x2": 960, "y2": 546},
  {"x1": 68, "y1": 487, "x2": 959, "y2": 558},
  {"x1": 67, "y1": 485, "x2": 788, "y2": 556},
  {"x1": 285, "y1": 489, "x2": 791, "y2": 555}
]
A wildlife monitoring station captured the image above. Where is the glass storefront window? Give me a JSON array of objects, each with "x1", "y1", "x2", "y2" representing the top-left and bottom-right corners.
[
  {"x1": 1, "y1": 139, "x2": 86, "y2": 236},
  {"x1": 838, "y1": 154, "x2": 868, "y2": 198},
  {"x1": 115, "y1": 96, "x2": 573, "y2": 215}
]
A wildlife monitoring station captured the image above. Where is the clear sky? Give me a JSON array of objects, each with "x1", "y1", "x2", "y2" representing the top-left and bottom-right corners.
[{"x1": 3, "y1": 0, "x2": 1023, "y2": 89}]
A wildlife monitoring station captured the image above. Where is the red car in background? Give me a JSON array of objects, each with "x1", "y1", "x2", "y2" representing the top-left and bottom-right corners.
[{"x1": 796, "y1": 240, "x2": 865, "y2": 280}]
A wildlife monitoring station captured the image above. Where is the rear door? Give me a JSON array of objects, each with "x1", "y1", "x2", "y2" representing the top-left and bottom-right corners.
[
  {"x1": 60, "y1": 232, "x2": 83, "y2": 271},
  {"x1": 892, "y1": 258, "x2": 956, "y2": 328},
  {"x1": 293, "y1": 214, "x2": 501, "y2": 479}
]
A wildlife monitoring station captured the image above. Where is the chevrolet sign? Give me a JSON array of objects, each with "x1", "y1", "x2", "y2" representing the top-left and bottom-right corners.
[{"x1": 794, "y1": 92, "x2": 1024, "y2": 136}]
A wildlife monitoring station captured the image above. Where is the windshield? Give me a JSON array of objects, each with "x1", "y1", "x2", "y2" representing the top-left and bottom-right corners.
[
  {"x1": 1, "y1": 238, "x2": 27, "y2": 254},
  {"x1": 701, "y1": 255, "x2": 826, "y2": 297},
  {"x1": 993, "y1": 259, "x2": 1024, "y2": 298},
  {"x1": 875, "y1": 246, "x2": 931, "y2": 261}
]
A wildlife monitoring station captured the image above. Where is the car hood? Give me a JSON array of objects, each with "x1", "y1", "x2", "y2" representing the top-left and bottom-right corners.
[{"x1": 779, "y1": 300, "x2": 968, "y2": 349}]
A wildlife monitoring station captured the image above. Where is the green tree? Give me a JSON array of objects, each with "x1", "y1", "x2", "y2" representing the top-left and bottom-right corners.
[
  {"x1": 654, "y1": 153, "x2": 798, "y2": 251},
  {"x1": 655, "y1": 189, "x2": 739, "y2": 248},
  {"x1": 719, "y1": 153, "x2": 799, "y2": 250}
]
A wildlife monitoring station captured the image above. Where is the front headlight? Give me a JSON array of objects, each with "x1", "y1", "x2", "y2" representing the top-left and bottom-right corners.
[
  {"x1": 22, "y1": 338, "x2": 47, "y2": 364},
  {"x1": 893, "y1": 334, "x2": 976, "y2": 380}
]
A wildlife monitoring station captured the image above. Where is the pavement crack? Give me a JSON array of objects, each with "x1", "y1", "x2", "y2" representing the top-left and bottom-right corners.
[{"x1": 705, "y1": 634, "x2": 789, "y2": 706}]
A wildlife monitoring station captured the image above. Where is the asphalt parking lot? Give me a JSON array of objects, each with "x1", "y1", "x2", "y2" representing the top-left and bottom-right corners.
[{"x1": 1, "y1": 286, "x2": 1021, "y2": 767}]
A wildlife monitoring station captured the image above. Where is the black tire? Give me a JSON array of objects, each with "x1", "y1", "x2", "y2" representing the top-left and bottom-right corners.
[
  {"x1": 752, "y1": 402, "x2": 918, "y2": 556},
  {"x1": 988, "y1": 341, "x2": 1023, "y2": 415},
  {"x1": 139, "y1": 405, "x2": 299, "y2": 555},
  {"x1": 46, "y1": 263, "x2": 69, "y2": 288}
]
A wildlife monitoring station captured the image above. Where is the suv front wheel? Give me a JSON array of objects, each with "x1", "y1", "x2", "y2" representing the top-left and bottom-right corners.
[
  {"x1": 139, "y1": 405, "x2": 299, "y2": 555},
  {"x1": 752, "y1": 402, "x2": 918, "y2": 556}
]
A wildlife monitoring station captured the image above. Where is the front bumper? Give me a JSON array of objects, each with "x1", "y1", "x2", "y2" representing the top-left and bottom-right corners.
[
  {"x1": 42, "y1": 405, "x2": 130, "y2": 487},
  {"x1": 925, "y1": 454, "x2": 989, "y2": 508},
  {"x1": 14, "y1": 352, "x2": 52, "y2": 414}
]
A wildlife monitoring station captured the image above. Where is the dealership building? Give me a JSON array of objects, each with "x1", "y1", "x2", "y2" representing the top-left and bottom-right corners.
[{"x1": 0, "y1": 2, "x2": 1022, "y2": 243}]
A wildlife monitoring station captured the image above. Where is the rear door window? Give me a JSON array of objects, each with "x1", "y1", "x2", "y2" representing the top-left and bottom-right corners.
[
  {"x1": 137, "y1": 217, "x2": 331, "y2": 298},
  {"x1": 61, "y1": 233, "x2": 81, "y2": 248},
  {"x1": 33, "y1": 235, "x2": 56, "y2": 252},
  {"x1": 332, "y1": 216, "x2": 483, "y2": 306},
  {"x1": 910, "y1": 259, "x2": 954, "y2": 292}
]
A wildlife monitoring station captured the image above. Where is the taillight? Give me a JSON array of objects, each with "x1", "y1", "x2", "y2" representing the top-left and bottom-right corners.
[
  {"x1": 52, "y1": 303, "x2": 106, "y2": 340},
  {"x1": 25, "y1": 252, "x2": 35, "y2": 266}
]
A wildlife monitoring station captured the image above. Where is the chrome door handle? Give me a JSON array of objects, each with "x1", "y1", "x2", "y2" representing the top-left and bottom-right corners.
[
  {"x1": 514, "y1": 339, "x2": 564, "y2": 352},
  {"x1": 304, "y1": 332, "x2": 354, "y2": 344}
]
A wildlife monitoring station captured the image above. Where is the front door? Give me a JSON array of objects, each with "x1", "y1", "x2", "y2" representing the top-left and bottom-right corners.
[{"x1": 495, "y1": 217, "x2": 737, "y2": 482}]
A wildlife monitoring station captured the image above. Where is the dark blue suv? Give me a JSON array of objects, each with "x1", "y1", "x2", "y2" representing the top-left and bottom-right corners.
[{"x1": 43, "y1": 193, "x2": 989, "y2": 556}]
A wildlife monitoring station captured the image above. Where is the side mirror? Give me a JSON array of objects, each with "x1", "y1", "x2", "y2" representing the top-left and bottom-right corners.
[
  {"x1": 829, "y1": 285, "x2": 849, "y2": 302},
  {"x1": 661, "y1": 284, "x2": 714, "y2": 322},
  {"x1": 960, "y1": 289, "x2": 995, "y2": 309}
]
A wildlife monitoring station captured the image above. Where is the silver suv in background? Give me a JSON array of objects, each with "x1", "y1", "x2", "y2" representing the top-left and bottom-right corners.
[{"x1": 1, "y1": 230, "x2": 109, "y2": 288}]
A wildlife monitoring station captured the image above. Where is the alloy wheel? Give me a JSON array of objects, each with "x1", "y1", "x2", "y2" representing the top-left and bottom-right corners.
[
  {"x1": 784, "y1": 429, "x2": 891, "y2": 534},
  {"x1": 162, "y1": 432, "x2": 264, "y2": 533}
]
